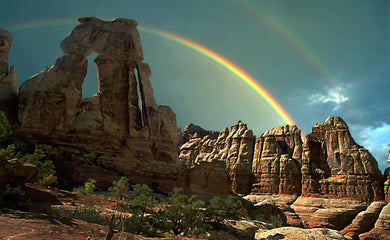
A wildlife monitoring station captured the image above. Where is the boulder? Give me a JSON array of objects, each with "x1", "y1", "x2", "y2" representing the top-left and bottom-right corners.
[
  {"x1": 359, "y1": 203, "x2": 390, "y2": 240},
  {"x1": 244, "y1": 194, "x2": 302, "y2": 227},
  {"x1": 255, "y1": 227, "x2": 350, "y2": 240},
  {"x1": 301, "y1": 116, "x2": 384, "y2": 202},
  {"x1": 291, "y1": 196, "x2": 368, "y2": 230},
  {"x1": 340, "y1": 201, "x2": 387, "y2": 239},
  {"x1": 216, "y1": 219, "x2": 270, "y2": 240},
  {"x1": 0, "y1": 159, "x2": 40, "y2": 187}
]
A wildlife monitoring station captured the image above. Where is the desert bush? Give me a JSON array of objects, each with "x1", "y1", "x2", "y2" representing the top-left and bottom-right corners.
[
  {"x1": 127, "y1": 184, "x2": 154, "y2": 216},
  {"x1": 84, "y1": 179, "x2": 96, "y2": 194},
  {"x1": 162, "y1": 187, "x2": 205, "y2": 235},
  {"x1": 0, "y1": 111, "x2": 56, "y2": 185},
  {"x1": 0, "y1": 184, "x2": 28, "y2": 210},
  {"x1": 109, "y1": 176, "x2": 129, "y2": 200},
  {"x1": 17, "y1": 148, "x2": 56, "y2": 185},
  {"x1": 122, "y1": 184, "x2": 162, "y2": 237},
  {"x1": 0, "y1": 144, "x2": 16, "y2": 165},
  {"x1": 0, "y1": 111, "x2": 11, "y2": 142},
  {"x1": 64, "y1": 206, "x2": 105, "y2": 225},
  {"x1": 270, "y1": 214, "x2": 284, "y2": 228},
  {"x1": 36, "y1": 205, "x2": 61, "y2": 217},
  {"x1": 205, "y1": 195, "x2": 240, "y2": 222}
]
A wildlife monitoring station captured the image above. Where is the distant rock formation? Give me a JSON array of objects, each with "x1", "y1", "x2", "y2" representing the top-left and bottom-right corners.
[
  {"x1": 179, "y1": 121, "x2": 255, "y2": 195},
  {"x1": 13, "y1": 17, "x2": 180, "y2": 191},
  {"x1": 251, "y1": 125, "x2": 302, "y2": 195},
  {"x1": 301, "y1": 116, "x2": 384, "y2": 202},
  {"x1": 0, "y1": 28, "x2": 17, "y2": 123}
]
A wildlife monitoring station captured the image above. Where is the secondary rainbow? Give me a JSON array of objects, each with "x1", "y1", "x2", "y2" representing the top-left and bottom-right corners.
[
  {"x1": 239, "y1": 0, "x2": 366, "y2": 125},
  {"x1": 7, "y1": 18, "x2": 298, "y2": 126}
]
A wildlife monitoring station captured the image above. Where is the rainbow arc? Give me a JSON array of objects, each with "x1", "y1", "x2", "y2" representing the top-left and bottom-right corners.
[{"x1": 7, "y1": 18, "x2": 298, "y2": 127}]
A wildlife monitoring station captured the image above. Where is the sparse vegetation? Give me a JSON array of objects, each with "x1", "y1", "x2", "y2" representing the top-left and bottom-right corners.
[
  {"x1": 0, "y1": 111, "x2": 11, "y2": 142},
  {"x1": 84, "y1": 179, "x2": 97, "y2": 194},
  {"x1": 63, "y1": 206, "x2": 105, "y2": 225},
  {"x1": 270, "y1": 214, "x2": 284, "y2": 228},
  {"x1": 0, "y1": 111, "x2": 56, "y2": 185},
  {"x1": 205, "y1": 195, "x2": 241, "y2": 222},
  {"x1": 162, "y1": 187, "x2": 205, "y2": 236},
  {"x1": 109, "y1": 176, "x2": 129, "y2": 199}
]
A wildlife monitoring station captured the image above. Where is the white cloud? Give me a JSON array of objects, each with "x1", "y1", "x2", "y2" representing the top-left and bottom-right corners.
[
  {"x1": 350, "y1": 122, "x2": 390, "y2": 172},
  {"x1": 309, "y1": 87, "x2": 349, "y2": 109}
]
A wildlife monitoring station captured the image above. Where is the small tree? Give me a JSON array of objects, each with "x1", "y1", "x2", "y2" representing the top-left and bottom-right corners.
[
  {"x1": 0, "y1": 144, "x2": 16, "y2": 165},
  {"x1": 163, "y1": 187, "x2": 205, "y2": 235},
  {"x1": 109, "y1": 176, "x2": 129, "y2": 200},
  {"x1": 205, "y1": 195, "x2": 240, "y2": 222},
  {"x1": 123, "y1": 184, "x2": 158, "y2": 236},
  {"x1": 84, "y1": 179, "x2": 96, "y2": 194}
]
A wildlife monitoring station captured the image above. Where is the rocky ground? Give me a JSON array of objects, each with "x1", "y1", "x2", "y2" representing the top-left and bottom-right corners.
[{"x1": 0, "y1": 184, "x2": 201, "y2": 240}]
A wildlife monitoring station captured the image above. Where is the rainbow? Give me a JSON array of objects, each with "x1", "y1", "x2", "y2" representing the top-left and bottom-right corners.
[
  {"x1": 139, "y1": 26, "x2": 297, "y2": 126},
  {"x1": 239, "y1": 0, "x2": 365, "y2": 125},
  {"x1": 6, "y1": 18, "x2": 298, "y2": 126}
]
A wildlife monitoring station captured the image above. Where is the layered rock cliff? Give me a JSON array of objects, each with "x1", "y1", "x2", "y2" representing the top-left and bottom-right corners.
[
  {"x1": 7, "y1": 17, "x2": 181, "y2": 191},
  {"x1": 0, "y1": 28, "x2": 17, "y2": 123},
  {"x1": 178, "y1": 121, "x2": 255, "y2": 195}
]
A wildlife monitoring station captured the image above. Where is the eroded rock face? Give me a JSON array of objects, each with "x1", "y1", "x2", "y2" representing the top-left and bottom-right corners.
[
  {"x1": 291, "y1": 196, "x2": 368, "y2": 230},
  {"x1": 179, "y1": 121, "x2": 255, "y2": 195},
  {"x1": 301, "y1": 116, "x2": 384, "y2": 202},
  {"x1": 251, "y1": 125, "x2": 302, "y2": 195},
  {"x1": 15, "y1": 17, "x2": 179, "y2": 192},
  {"x1": 359, "y1": 203, "x2": 390, "y2": 240},
  {"x1": 0, "y1": 28, "x2": 17, "y2": 123},
  {"x1": 340, "y1": 201, "x2": 387, "y2": 239}
]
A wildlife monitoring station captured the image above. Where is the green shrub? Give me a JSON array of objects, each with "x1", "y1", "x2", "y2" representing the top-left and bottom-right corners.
[
  {"x1": 109, "y1": 176, "x2": 129, "y2": 199},
  {"x1": 84, "y1": 179, "x2": 96, "y2": 194},
  {"x1": 0, "y1": 111, "x2": 11, "y2": 142},
  {"x1": 17, "y1": 148, "x2": 56, "y2": 184},
  {"x1": 122, "y1": 215, "x2": 162, "y2": 237},
  {"x1": 270, "y1": 214, "x2": 284, "y2": 228},
  {"x1": 163, "y1": 187, "x2": 205, "y2": 235},
  {"x1": 0, "y1": 184, "x2": 28, "y2": 210},
  {"x1": 36, "y1": 205, "x2": 61, "y2": 217},
  {"x1": 64, "y1": 206, "x2": 105, "y2": 225},
  {"x1": 205, "y1": 195, "x2": 240, "y2": 222},
  {"x1": 0, "y1": 144, "x2": 16, "y2": 165},
  {"x1": 127, "y1": 184, "x2": 154, "y2": 217}
]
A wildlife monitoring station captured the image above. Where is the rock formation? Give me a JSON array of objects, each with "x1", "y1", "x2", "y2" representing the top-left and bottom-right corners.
[
  {"x1": 0, "y1": 159, "x2": 40, "y2": 188},
  {"x1": 179, "y1": 121, "x2": 256, "y2": 195},
  {"x1": 0, "y1": 28, "x2": 17, "y2": 123},
  {"x1": 301, "y1": 116, "x2": 384, "y2": 202},
  {"x1": 13, "y1": 17, "x2": 180, "y2": 191},
  {"x1": 251, "y1": 125, "x2": 302, "y2": 195},
  {"x1": 255, "y1": 227, "x2": 350, "y2": 240}
]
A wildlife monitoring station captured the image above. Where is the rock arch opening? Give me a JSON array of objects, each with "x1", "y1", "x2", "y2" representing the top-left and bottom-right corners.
[{"x1": 82, "y1": 52, "x2": 100, "y2": 99}]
